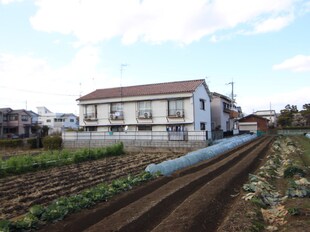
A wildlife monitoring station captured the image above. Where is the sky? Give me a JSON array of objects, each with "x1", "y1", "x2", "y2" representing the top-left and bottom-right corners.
[{"x1": 0, "y1": 0, "x2": 309, "y2": 115}]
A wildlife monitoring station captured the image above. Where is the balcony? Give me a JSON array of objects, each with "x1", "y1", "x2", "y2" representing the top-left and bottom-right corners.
[
  {"x1": 167, "y1": 109, "x2": 184, "y2": 118},
  {"x1": 84, "y1": 113, "x2": 97, "y2": 121},
  {"x1": 110, "y1": 111, "x2": 124, "y2": 120},
  {"x1": 137, "y1": 111, "x2": 152, "y2": 119}
]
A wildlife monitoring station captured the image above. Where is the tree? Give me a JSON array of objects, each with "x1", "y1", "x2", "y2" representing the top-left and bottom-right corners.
[
  {"x1": 278, "y1": 104, "x2": 300, "y2": 127},
  {"x1": 300, "y1": 103, "x2": 310, "y2": 126}
]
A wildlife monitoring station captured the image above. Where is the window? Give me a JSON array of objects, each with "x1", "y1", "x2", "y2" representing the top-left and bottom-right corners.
[
  {"x1": 111, "y1": 126, "x2": 124, "y2": 132},
  {"x1": 110, "y1": 103, "x2": 124, "y2": 119},
  {"x1": 21, "y1": 115, "x2": 28, "y2": 121},
  {"x1": 200, "y1": 99, "x2": 205, "y2": 110},
  {"x1": 9, "y1": 114, "x2": 18, "y2": 121},
  {"x1": 137, "y1": 125, "x2": 152, "y2": 131},
  {"x1": 138, "y1": 101, "x2": 151, "y2": 118},
  {"x1": 168, "y1": 99, "x2": 184, "y2": 116},
  {"x1": 46, "y1": 119, "x2": 51, "y2": 123},
  {"x1": 3, "y1": 115, "x2": 7, "y2": 121},
  {"x1": 86, "y1": 126, "x2": 97, "y2": 131},
  {"x1": 223, "y1": 102, "x2": 230, "y2": 110},
  {"x1": 200, "y1": 122, "x2": 206, "y2": 131},
  {"x1": 84, "y1": 105, "x2": 97, "y2": 119},
  {"x1": 111, "y1": 103, "x2": 123, "y2": 113},
  {"x1": 54, "y1": 118, "x2": 63, "y2": 122},
  {"x1": 70, "y1": 119, "x2": 74, "y2": 122}
]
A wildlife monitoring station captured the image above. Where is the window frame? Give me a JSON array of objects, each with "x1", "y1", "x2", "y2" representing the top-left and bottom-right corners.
[
  {"x1": 137, "y1": 101, "x2": 152, "y2": 118},
  {"x1": 199, "y1": 99, "x2": 206, "y2": 111},
  {"x1": 168, "y1": 99, "x2": 184, "y2": 117}
]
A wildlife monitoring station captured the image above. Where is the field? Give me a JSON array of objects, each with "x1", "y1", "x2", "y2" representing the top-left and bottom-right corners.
[
  {"x1": 42, "y1": 136, "x2": 273, "y2": 231},
  {"x1": 1, "y1": 135, "x2": 309, "y2": 232},
  {"x1": 0, "y1": 150, "x2": 183, "y2": 220}
]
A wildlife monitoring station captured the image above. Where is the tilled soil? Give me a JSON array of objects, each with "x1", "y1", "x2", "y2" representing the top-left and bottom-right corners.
[
  {"x1": 0, "y1": 151, "x2": 183, "y2": 219},
  {"x1": 43, "y1": 136, "x2": 274, "y2": 232}
]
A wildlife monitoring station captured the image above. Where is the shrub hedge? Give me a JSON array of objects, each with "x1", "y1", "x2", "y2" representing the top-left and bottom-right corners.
[
  {"x1": 42, "y1": 136, "x2": 62, "y2": 150},
  {"x1": 0, "y1": 139, "x2": 23, "y2": 149}
]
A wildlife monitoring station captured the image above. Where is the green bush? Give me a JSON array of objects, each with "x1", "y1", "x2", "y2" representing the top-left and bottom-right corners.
[
  {"x1": 42, "y1": 136, "x2": 62, "y2": 150},
  {"x1": 26, "y1": 137, "x2": 42, "y2": 149},
  {"x1": 0, "y1": 139, "x2": 23, "y2": 149}
]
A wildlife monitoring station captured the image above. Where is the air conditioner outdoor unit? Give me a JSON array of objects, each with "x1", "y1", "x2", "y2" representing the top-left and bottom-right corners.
[
  {"x1": 175, "y1": 110, "x2": 183, "y2": 117},
  {"x1": 144, "y1": 112, "x2": 151, "y2": 119},
  {"x1": 110, "y1": 114, "x2": 117, "y2": 120}
]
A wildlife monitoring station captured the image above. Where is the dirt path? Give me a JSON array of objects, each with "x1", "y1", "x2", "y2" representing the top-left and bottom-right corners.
[{"x1": 44, "y1": 136, "x2": 273, "y2": 232}]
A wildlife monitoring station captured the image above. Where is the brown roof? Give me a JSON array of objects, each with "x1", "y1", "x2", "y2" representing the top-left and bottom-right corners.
[
  {"x1": 78, "y1": 79, "x2": 208, "y2": 101},
  {"x1": 239, "y1": 114, "x2": 269, "y2": 122}
]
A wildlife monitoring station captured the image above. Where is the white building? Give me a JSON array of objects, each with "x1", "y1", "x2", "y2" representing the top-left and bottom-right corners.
[
  {"x1": 210, "y1": 92, "x2": 240, "y2": 133},
  {"x1": 37, "y1": 107, "x2": 79, "y2": 134},
  {"x1": 77, "y1": 79, "x2": 213, "y2": 139},
  {"x1": 253, "y1": 110, "x2": 277, "y2": 127}
]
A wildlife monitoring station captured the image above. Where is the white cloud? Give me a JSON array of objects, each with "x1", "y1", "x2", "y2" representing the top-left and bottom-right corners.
[
  {"x1": 0, "y1": 46, "x2": 119, "y2": 113},
  {"x1": 29, "y1": 0, "x2": 301, "y2": 45},
  {"x1": 273, "y1": 55, "x2": 310, "y2": 72},
  {"x1": 252, "y1": 15, "x2": 294, "y2": 34}
]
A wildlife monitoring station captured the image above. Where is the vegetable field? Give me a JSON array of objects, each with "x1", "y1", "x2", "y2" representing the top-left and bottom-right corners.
[
  {"x1": 0, "y1": 151, "x2": 182, "y2": 220},
  {"x1": 42, "y1": 136, "x2": 274, "y2": 232}
]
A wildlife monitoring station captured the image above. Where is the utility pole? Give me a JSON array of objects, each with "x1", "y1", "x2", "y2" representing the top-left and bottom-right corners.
[
  {"x1": 120, "y1": 64, "x2": 128, "y2": 100},
  {"x1": 226, "y1": 81, "x2": 235, "y2": 105}
]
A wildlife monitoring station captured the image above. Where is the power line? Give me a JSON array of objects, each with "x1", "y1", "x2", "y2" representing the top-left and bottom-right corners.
[{"x1": 0, "y1": 85, "x2": 79, "y2": 97}]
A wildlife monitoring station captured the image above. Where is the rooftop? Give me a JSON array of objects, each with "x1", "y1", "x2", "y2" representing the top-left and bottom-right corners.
[{"x1": 77, "y1": 79, "x2": 208, "y2": 101}]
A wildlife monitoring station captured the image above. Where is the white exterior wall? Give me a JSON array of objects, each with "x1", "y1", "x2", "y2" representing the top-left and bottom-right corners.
[
  {"x1": 79, "y1": 92, "x2": 202, "y2": 132},
  {"x1": 239, "y1": 122, "x2": 257, "y2": 133},
  {"x1": 211, "y1": 96, "x2": 230, "y2": 132},
  {"x1": 192, "y1": 84, "x2": 212, "y2": 138}
]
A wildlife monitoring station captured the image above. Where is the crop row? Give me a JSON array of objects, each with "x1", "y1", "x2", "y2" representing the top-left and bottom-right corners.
[
  {"x1": 0, "y1": 143, "x2": 124, "y2": 178},
  {"x1": 0, "y1": 151, "x2": 182, "y2": 219},
  {"x1": 0, "y1": 171, "x2": 158, "y2": 232}
]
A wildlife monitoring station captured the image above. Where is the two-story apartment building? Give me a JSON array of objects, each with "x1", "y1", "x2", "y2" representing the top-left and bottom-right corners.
[
  {"x1": 37, "y1": 106, "x2": 79, "y2": 134},
  {"x1": 210, "y1": 92, "x2": 240, "y2": 133},
  {"x1": 77, "y1": 79, "x2": 212, "y2": 139},
  {"x1": 0, "y1": 108, "x2": 33, "y2": 138}
]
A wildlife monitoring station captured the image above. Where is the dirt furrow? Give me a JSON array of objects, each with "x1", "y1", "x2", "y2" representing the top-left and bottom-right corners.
[
  {"x1": 0, "y1": 151, "x2": 183, "y2": 219},
  {"x1": 84, "y1": 137, "x2": 270, "y2": 232}
]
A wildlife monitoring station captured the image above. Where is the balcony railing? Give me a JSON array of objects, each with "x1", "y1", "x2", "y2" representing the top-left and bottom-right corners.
[
  {"x1": 110, "y1": 111, "x2": 124, "y2": 120},
  {"x1": 137, "y1": 110, "x2": 152, "y2": 119},
  {"x1": 84, "y1": 113, "x2": 97, "y2": 121},
  {"x1": 168, "y1": 109, "x2": 184, "y2": 118}
]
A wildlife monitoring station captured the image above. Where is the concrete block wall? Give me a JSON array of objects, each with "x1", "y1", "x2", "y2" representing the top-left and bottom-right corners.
[{"x1": 63, "y1": 139, "x2": 208, "y2": 153}]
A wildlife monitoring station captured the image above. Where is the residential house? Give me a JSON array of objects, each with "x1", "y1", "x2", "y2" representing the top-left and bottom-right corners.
[
  {"x1": 77, "y1": 79, "x2": 212, "y2": 139},
  {"x1": 37, "y1": 106, "x2": 79, "y2": 134},
  {"x1": 238, "y1": 114, "x2": 269, "y2": 135},
  {"x1": 253, "y1": 110, "x2": 277, "y2": 127},
  {"x1": 0, "y1": 108, "x2": 33, "y2": 138},
  {"x1": 210, "y1": 92, "x2": 240, "y2": 134}
]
